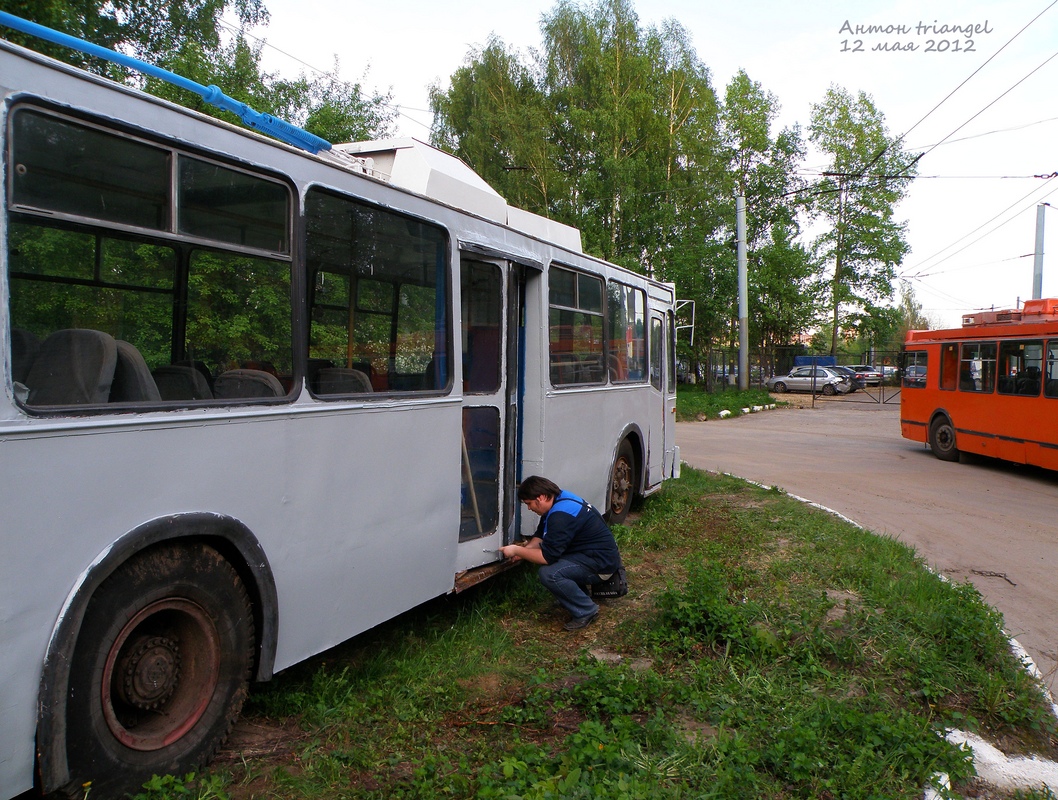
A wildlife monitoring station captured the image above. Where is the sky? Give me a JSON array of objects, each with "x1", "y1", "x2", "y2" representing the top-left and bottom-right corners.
[{"x1": 236, "y1": 0, "x2": 1058, "y2": 328}]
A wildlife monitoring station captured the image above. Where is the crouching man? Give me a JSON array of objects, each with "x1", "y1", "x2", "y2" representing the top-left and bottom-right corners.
[{"x1": 500, "y1": 475, "x2": 623, "y2": 631}]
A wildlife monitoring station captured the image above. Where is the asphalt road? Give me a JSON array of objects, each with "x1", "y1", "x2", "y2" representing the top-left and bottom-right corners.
[{"x1": 676, "y1": 395, "x2": 1058, "y2": 692}]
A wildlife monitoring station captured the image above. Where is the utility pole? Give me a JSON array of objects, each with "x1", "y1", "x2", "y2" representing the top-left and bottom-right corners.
[
  {"x1": 1033, "y1": 203, "x2": 1049, "y2": 300},
  {"x1": 736, "y1": 196, "x2": 749, "y2": 391}
]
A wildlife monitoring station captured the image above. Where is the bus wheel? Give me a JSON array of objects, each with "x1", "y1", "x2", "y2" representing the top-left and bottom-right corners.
[
  {"x1": 63, "y1": 542, "x2": 254, "y2": 798},
  {"x1": 929, "y1": 416, "x2": 960, "y2": 462},
  {"x1": 607, "y1": 440, "x2": 636, "y2": 524}
]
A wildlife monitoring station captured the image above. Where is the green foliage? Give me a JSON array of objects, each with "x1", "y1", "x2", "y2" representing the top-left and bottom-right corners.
[
  {"x1": 8, "y1": 0, "x2": 396, "y2": 146},
  {"x1": 2, "y1": 0, "x2": 266, "y2": 77},
  {"x1": 808, "y1": 86, "x2": 917, "y2": 355},
  {"x1": 654, "y1": 561, "x2": 774, "y2": 658},
  {"x1": 429, "y1": 1, "x2": 875, "y2": 367},
  {"x1": 430, "y1": 0, "x2": 739, "y2": 336},
  {"x1": 675, "y1": 385, "x2": 776, "y2": 420},
  {"x1": 130, "y1": 772, "x2": 231, "y2": 800}
]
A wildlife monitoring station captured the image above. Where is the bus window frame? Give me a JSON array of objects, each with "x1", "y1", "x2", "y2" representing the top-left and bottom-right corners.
[
  {"x1": 303, "y1": 184, "x2": 453, "y2": 398},
  {"x1": 7, "y1": 103, "x2": 301, "y2": 414},
  {"x1": 9, "y1": 103, "x2": 294, "y2": 260},
  {"x1": 958, "y1": 340, "x2": 996, "y2": 394},
  {"x1": 547, "y1": 263, "x2": 605, "y2": 388},
  {"x1": 997, "y1": 338, "x2": 1043, "y2": 397},
  {"x1": 605, "y1": 279, "x2": 646, "y2": 384},
  {"x1": 903, "y1": 350, "x2": 928, "y2": 388}
]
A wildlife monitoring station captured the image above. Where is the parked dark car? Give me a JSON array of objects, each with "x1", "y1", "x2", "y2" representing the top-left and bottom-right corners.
[
  {"x1": 831, "y1": 365, "x2": 866, "y2": 391},
  {"x1": 903, "y1": 364, "x2": 927, "y2": 387},
  {"x1": 847, "y1": 364, "x2": 884, "y2": 385},
  {"x1": 766, "y1": 366, "x2": 852, "y2": 395}
]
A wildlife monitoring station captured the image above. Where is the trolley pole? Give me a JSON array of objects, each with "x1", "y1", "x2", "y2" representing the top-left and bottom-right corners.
[
  {"x1": 736, "y1": 196, "x2": 749, "y2": 391},
  {"x1": 1032, "y1": 203, "x2": 1048, "y2": 300}
]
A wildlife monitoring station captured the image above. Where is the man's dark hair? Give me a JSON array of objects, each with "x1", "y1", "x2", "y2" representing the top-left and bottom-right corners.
[{"x1": 518, "y1": 475, "x2": 561, "y2": 501}]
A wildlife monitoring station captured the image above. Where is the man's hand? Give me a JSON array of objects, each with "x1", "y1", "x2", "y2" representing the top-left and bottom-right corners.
[
  {"x1": 500, "y1": 539, "x2": 547, "y2": 565},
  {"x1": 499, "y1": 544, "x2": 522, "y2": 563}
]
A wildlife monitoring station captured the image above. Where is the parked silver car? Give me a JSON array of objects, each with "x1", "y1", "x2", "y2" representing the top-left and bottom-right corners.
[{"x1": 766, "y1": 366, "x2": 852, "y2": 395}]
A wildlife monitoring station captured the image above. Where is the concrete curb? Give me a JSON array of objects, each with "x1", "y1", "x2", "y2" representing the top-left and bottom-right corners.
[{"x1": 715, "y1": 403, "x2": 776, "y2": 419}]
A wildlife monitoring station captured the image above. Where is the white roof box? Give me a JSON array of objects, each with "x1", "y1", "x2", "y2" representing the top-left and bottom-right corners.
[{"x1": 333, "y1": 138, "x2": 582, "y2": 253}]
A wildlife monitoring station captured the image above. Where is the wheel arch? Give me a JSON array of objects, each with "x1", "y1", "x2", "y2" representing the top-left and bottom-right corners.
[
  {"x1": 929, "y1": 408, "x2": 954, "y2": 430},
  {"x1": 36, "y1": 513, "x2": 278, "y2": 794},
  {"x1": 605, "y1": 425, "x2": 643, "y2": 518},
  {"x1": 608, "y1": 424, "x2": 645, "y2": 496}
]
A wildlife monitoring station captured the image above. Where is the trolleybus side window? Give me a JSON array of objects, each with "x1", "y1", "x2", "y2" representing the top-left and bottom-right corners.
[
  {"x1": 606, "y1": 281, "x2": 646, "y2": 382},
  {"x1": 459, "y1": 259, "x2": 503, "y2": 540},
  {"x1": 940, "y1": 343, "x2": 958, "y2": 391},
  {"x1": 549, "y1": 265, "x2": 604, "y2": 386},
  {"x1": 668, "y1": 310, "x2": 677, "y2": 394},
  {"x1": 959, "y1": 341, "x2": 996, "y2": 393},
  {"x1": 903, "y1": 350, "x2": 928, "y2": 387},
  {"x1": 650, "y1": 316, "x2": 663, "y2": 390},
  {"x1": 1047, "y1": 341, "x2": 1058, "y2": 399},
  {"x1": 997, "y1": 339, "x2": 1043, "y2": 396},
  {"x1": 7, "y1": 107, "x2": 294, "y2": 409},
  {"x1": 305, "y1": 188, "x2": 449, "y2": 395},
  {"x1": 462, "y1": 261, "x2": 502, "y2": 394}
]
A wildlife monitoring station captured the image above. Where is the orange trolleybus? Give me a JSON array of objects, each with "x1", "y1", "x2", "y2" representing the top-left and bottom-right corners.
[{"x1": 901, "y1": 297, "x2": 1058, "y2": 468}]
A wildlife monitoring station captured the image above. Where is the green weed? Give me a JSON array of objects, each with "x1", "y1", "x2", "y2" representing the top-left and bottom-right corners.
[{"x1": 180, "y1": 467, "x2": 1056, "y2": 799}]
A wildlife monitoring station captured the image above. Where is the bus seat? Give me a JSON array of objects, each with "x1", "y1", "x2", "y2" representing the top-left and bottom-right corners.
[
  {"x1": 25, "y1": 328, "x2": 117, "y2": 405},
  {"x1": 175, "y1": 359, "x2": 214, "y2": 393},
  {"x1": 152, "y1": 365, "x2": 213, "y2": 400},
  {"x1": 422, "y1": 354, "x2": 447, "y2": 390},
  {"x1": 241, "y1": 360, "x2": 278, "y2": 376},
  {"x1": 550, "y1": 356, "x2": 577, "y2": 385},
  {"x1": 213, "y1": 368, "x2": 285, "y2": 398},
  {"x1": 350, "y1": 360, "x2": 373, "y2": 378},
  {"x1": 1016, "y1": 367, "x2": 1041, "y2": 396},
  {"x1": 110, "y1": 340, "x2": 162, "y2": 402},
  {"x1": 306, "y1": 358, "x2": 333, "y2": 389},
  {"x1": 579, "y1": 354, "x2": 605, "y2": 382},
  {"x1": 11, "y1": 327, "x2": 40, "y2": 384},
  {"x1": 314, "y1": 367, "x2": 372, "y2": 395}
]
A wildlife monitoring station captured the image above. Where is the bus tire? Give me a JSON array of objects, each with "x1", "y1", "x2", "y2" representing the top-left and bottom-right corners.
[
  {"x1": 607, "y1": 439, "x2": 636, "y2": 524},
  {"x1": 63, "y1": 542, "x2": 254, "y2": 798},
  {"x1": 929, "y1": 416, "x2": 960, "y2": 462}
]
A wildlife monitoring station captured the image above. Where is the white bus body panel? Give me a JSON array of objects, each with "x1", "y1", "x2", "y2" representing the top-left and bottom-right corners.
[{"x1": 0, "y1": 400, "x2": 463, "y2": 795}]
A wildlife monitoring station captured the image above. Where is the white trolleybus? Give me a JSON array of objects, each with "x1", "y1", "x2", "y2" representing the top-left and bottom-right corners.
[{"x1": 0, "y1": 19, "x2": 680, "y2": 799}]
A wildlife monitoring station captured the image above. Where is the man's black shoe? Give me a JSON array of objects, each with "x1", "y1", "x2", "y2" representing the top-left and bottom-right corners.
[{"x1": 563, "y1": 610, "x2": 599, "y2": 631}]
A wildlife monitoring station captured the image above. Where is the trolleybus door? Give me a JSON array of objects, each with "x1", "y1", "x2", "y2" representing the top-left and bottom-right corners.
[
  {"x1": 647, "y1": 312, "x2": 667, "y2": 485},
  {"x1": 456, "y1": 258, "x2": 519, "y2": 570}
]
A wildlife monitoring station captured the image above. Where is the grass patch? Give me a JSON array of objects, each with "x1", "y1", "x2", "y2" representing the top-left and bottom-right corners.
[
  {"x1": 676, "y1": 385, "x2": 777, "y2": 421},
  {"x1": 173, "y1": 468, "x2": 1056, "y2": 800}
]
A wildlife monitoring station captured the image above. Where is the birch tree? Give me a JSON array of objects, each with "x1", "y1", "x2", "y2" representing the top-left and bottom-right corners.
[{"x1": 809, "y1": 86, "x2": 916, "y2": 355}]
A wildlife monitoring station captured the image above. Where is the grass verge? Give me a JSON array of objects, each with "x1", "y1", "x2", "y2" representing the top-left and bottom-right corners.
[
  {"x1": 135, "y1": 469, "x2": 1058, "y2": 800},
  {"x1": 676, "y1": 385, "x2": 778, "y2": 421}
]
